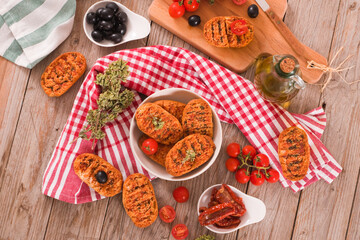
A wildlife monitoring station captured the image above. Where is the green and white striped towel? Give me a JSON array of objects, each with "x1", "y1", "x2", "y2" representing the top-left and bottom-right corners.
[{"x1": 0, "y1": 0, "x2": 76, "y2": 68}]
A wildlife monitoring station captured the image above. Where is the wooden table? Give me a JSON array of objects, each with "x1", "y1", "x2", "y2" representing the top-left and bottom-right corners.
[{"x1": 0, "y1": 0, "x2": 359, "y2": 239}]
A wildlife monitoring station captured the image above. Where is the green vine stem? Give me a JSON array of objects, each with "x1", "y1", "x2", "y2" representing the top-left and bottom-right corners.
[{"x1": 237, "y1": 153, "x2": 271, "y2": 178}]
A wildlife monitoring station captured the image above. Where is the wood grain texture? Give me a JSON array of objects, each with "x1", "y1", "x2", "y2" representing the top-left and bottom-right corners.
[
  {"x1": 292, "y1": 0, "x2": 360, "y2": 239},
  {"x1": 0, "y1": 0, "x2": 360, "y2": 239},
  {"x1": 149, "y1": 0, "x2": 327, "y2": 83}
]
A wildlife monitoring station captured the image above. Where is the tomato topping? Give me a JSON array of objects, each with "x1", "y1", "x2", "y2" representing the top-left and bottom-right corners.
[
  {"x1": 242, "y1": 145, "x2": 256, "y2": 160},
  {"x1": 169, "y1": 2, "x2": 185, "y2": 18},
  {"x1": 173, "y1": 186, "x2": 189, "y2": 203},
  {"x1": 265, "y1": 168, "x2": 280, "y2": 183},
  {"x1": 250, "y1": 170, "x2": 265, "y2": 186},
  {"x1": 226, "y1": 158, "x2": 240, "y2": 172},
  {"x1": 232, "y1": 0, "x2": 247, "y2": 5},
  {"x1": 230, "y1": 20, "x2": 249, "y2": 36},
  {"x1": 226, "y1": 142, "x2": 241, "y2": 158},
  {"x1": 235, "y1": 168, "x2": 250, "y2": 184},
  {"x1": 141, "y1": 138, "x2": 158, "y2": 155},
  {"x1": 171, "y1": 224, "x2": 189, "y2": 240},
  {"x1": 184, "y1": 0, "x2": 200, "y2": 12},
  {"x1": 159, "y1": 205, "x2": 176, "y2": 223},
  {"x1": 253, "y1": 153, "x2": 270, "y2": 167}
]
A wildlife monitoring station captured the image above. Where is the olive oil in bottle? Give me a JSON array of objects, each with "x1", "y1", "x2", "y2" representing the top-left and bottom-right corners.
[{"x1": 254, "y1": 54, "x2": 305, "y2": 108}]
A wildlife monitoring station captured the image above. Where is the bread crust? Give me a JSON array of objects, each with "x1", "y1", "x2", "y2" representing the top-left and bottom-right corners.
[
  {"x1": 135, "y1": 103, "x2": 183, "y2": 145},
  {"x1": 203, "y1": 16, "x2": 254, "y2": 48},
  {"x1": 122, "y1": 173, "x2": 158, "y2": 228},
  {"x1": 165, "y1": 134, "x2": 215, "y2": 176},
  {"x1": 139, "y1": 135, "x2": 172, "y2": 167},
  {"x1": 73, "y1": 153, "x2": 123, "y2": 197},
  {"x1": 41, "y1": 52, "x2": 86, "y2": 97},
  {"x1": 278, "y1": 126, "x2": 310, "y2": 181},
  {"x1": 153, "y1": 100, "x2": 186, "y2": 122},
  {"x1": 182, "y1": 99, "x2": 213, "y2": 137}
]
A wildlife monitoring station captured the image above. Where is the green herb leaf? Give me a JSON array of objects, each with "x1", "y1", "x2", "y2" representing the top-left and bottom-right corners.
[
  {"x1": 182, "y1": 149, "x2": 196, "y2": 164},
  {"x1": 78, "y1": 59, "x2": 135, "y2": 147},
  {"x1": 152, "y1": 117, "x2": 164, "y2": 130},
  {"x1": 195, "y1": 234, "x2": 215, "y2": 240}
]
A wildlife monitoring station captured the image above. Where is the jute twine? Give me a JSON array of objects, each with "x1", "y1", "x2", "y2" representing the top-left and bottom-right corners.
[{"x1": 307, "y1": 47, "x2": 360, "y2": 93}]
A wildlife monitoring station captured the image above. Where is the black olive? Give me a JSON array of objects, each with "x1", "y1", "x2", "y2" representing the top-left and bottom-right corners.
[
  {"x1": 99, "y1": 20, "x2": 113, "y2": 31},
  {"x1": 86, "y1": 12, "x2": 98, "y2": 25},
  {"x1": 188, "y1": 15, "x2": 201, "y2": 26},
  {"x1": 100, "y1": 8, "x2": 114, "y2": 21},
  {"x1": 96, "y1": 7, "x2": 105, "y2": 17},
  {"x1": 102, "y1": 30, "x2": 113, "y2": 39},
  {"x1": 114, "y1": 23, "x2": 127, "y2": 35},
  {"x1": 95, "y1": 171, "x2": 108, "y2": 183},
  {"x1": 248, "y1": 4, "x2": 259, "y2": 18},
  {"x1": 106, "y1": 2, "x2": 119, "y2": 13},
  {"x1": 116, "y1": 12, "x2": 127, "y2": 24},
  {"x1": 110, "y1": 33, "x2": 123, "y2": 43},
  {"x1": 91, "y1": 30, "x2": 104, "y2": 42}
]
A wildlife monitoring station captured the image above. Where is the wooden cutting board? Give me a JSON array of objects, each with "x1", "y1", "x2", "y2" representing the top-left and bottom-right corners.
[{"x1": 148, "y1": 0, "x2": 327, "y2": 83}]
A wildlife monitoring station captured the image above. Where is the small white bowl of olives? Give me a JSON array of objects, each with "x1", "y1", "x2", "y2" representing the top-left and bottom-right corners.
[{"x1": 83, "y1": 0, "x2": 151, "y2": 47}]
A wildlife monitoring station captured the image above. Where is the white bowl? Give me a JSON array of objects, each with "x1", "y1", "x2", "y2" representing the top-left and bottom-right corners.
[
  {"x1": 197, "y1": 184, "x2": 266, "y2": 234},
  {"x1": 83, "y1": 0, "x2": 150, "y2": 47},
  {"x1": 129, "y1": 88, "x2": 223, "y2": 181}
]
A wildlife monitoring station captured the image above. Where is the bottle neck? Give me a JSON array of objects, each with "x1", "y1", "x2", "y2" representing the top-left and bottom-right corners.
[{"x1": 275, "y1": 57, "x2": 296, "y2": 78}]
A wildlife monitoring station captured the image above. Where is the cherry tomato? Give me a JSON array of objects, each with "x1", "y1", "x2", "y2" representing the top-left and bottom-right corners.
[
  {"x1": 226, "y1": 158, "x2": 240, "y2": 172},
  {"x1": 169, "y1": 2, "x2": 185, "y2": 18},
  {"x1": 173, "y1": 186, "x2": 189, "y2": 203},
  {"x1": 230, "y1": 20, "x2": 248, "y2": 35},
  {"x1": 227, "y1": 142, "x2": 241, "y2": 158},
  {"x1": 242, "y1": 145, "x2": 256, "y2": 160},
  {"x1": 250, "y1": 170, "x2": 265, "y2": 186},
  {"x1": 253, "y1": 153, "x2": 270, "y2": 167},
  {"x1": 159, "y1": 205, "x2": 176, "y2": 223},
  {"x1": 171, "y1": 224, "x2": 189, "y2": 240},
  {"x1": 235, "y1": 168, "x2": 250, "y2": 184},
  {"x1": 265, "y1": 168, "x2": 280, "y2": 183},
  {"x1": 232, "y1": 0, "x2": 247, "y2": 5},
  {"x1": 184, "y1": 0, "x2": 200, "y2": 12},
  {"x1": 141, "y1": 138, "x2": 158, "y2": 155}
]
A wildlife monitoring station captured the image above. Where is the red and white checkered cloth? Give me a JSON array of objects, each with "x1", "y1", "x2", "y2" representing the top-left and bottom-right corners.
[{"x1": 42, "y1": 46, "x2": 342, "y2": 204}]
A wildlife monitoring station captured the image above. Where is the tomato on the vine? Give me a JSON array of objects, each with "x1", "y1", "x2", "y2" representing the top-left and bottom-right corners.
[
  {"x1": 242, "y1": 145, "x2": 256, "y2": 160},
  {"x1": 172, "y1": 224, "x2": 189, "y2": 240},
  {"x1": 226, "y1": 158, "x2": 240, "y2": 172},
  {"x1": 159, "y1": 205, "x2": 176, "y2": 223},
  {"x1": 253, "y1": 153, "x2": 270, "y2": 168},
  {"x1": 265, "y1": 168, "x2": 280, "y2": 183},
  {"x1": 169, "y1": 2, "x2": 185, "y2": 18},
  {"x1": 141, "y1": 138, "x2": 158, "y2": 155},
  {"x1": 235, "y1": 168, "x2": 250, "y2": 184},
  {"x1": 230, "y1": 20, "x2": 248, "y2": 35},
  {"x1": 232, "y1": 0, "x2": 247, "y2": 5},
  {"x1": 227, "y1": 142, "x2": 241, "y2": 158},
  {"x1": 250, "y1": 170, "x2": 265, "y2": 186},
  {"x1": 173, "y1": 186, "x2": 189, "y2": 203},
  {"x1": 184, "y1": 0, "x2": 200, "y2": 12}
]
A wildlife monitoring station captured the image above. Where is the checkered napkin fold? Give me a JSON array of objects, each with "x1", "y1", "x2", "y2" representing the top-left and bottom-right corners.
[{"x1": 42, "y1": 46, "x2": 342, "y2": 204}]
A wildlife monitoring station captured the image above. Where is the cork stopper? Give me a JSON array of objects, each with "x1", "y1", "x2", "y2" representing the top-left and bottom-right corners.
[{"x1": 279, "y1": 58, "x2": 295, "y2": 74}]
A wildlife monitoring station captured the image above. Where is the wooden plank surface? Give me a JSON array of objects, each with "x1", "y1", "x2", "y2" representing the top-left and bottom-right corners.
[
  {"x1": 148, "y1": 0, "x2": 327, "y2": 83},
  {"x1": 0, "y1": 0, "x2": 359, "y2": 239}
]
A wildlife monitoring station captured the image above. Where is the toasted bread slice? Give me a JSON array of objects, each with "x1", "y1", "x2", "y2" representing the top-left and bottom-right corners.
[
  {"x1": 165, "y1": 134, "x2": 215, "y2": 177},
  {"x1": 122, "y1": 173, "x2": 158, "y2": 228},
  {"x1": 153, "y1": 100, "x2": 186, "y2": 122},
  {"x1": 278, "y1": 126, "x2": 310, "y2": 181},
  {"x1": 182, "y1": 99, "x2": 213, "y2": 138},
  {"x1": 204, "y1": 16, "x2": 254, "y2": 48}
]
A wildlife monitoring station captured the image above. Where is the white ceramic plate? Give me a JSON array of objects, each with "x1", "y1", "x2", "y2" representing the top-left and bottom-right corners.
[
  {"x1": 83, "y1": 0, "x2": 150, "y2": 47},
  {"x1": 197, "y1": 184, "x2": 266, "y2": 234},
  {"x1": 129, "y1": 88, "x2": 223, "y2": 181}
]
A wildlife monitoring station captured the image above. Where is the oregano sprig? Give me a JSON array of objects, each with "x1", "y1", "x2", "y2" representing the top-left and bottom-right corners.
[{"x1": 77, "y1": 59, "x2": 135, "y2": 149}]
